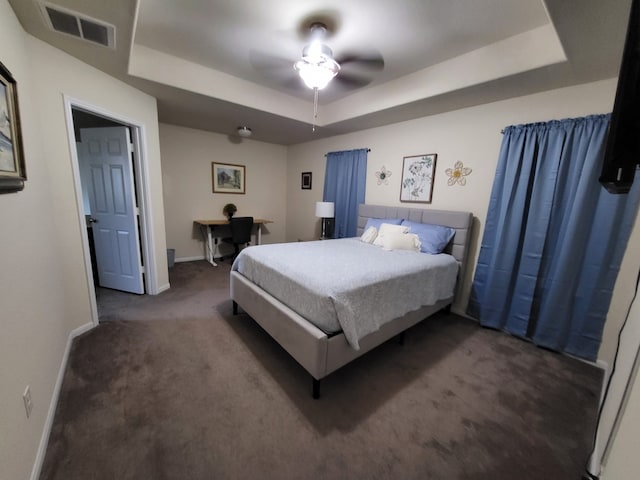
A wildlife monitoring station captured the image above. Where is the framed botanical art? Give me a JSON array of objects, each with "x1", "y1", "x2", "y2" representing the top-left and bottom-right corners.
[
  {"x1": 301, "y1": 171, "x2": 312, "y2": 190},
  {"x1": 400, "y1": 153, "x2": 437, "y2": 203},
  {"x1": 212, "y1": 162, "x2": 245, "y2": 194},
  {"x1": 0, "y1": 61, "x2": 26, "y2": 193}
]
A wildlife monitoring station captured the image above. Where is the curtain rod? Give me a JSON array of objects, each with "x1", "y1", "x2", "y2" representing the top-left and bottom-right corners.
[{"x1": 325, "y1": 148, "x2": 371, "y2": 157}]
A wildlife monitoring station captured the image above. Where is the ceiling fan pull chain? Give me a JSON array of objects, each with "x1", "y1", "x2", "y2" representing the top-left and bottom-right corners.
[{"x1": 313, "y1": 87, "x2": 319, "y2": 131}]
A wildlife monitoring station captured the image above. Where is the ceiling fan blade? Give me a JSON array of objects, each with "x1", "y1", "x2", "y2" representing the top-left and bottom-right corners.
[
  {"x1": 249, "y1": 49, "x2": 294, "y2": 72},
  {"x1": 282, "y1": 76, "x2": 306, "y2": 91},
  {"x1": 335, "y1": 72, "x2": 372, "y2": 88},
  {"x1": 248, "y1": 49, "x2": 309, "y2": 92},
  {"x1": 336, "y1": 52, "x2": 385, "y2": 70}
]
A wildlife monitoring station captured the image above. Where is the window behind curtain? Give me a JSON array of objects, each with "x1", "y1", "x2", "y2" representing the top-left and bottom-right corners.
[{"x1": 323, "y1": 149, "x2": 368, "y2": 238}]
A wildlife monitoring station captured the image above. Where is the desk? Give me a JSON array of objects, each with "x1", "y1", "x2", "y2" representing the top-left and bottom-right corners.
[{"x1": 194, "y1": 219, "x2": 272, "y2": 266}]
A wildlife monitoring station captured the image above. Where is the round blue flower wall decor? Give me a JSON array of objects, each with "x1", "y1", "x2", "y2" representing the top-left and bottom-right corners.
[{"x1": 375, "y1": 166, "x2": 392, "y2": 185}]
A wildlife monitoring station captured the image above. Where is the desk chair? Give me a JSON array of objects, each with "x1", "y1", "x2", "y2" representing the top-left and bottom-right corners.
[{"x1": 222, "y1": 216, "x2": 254, "y2": 261}]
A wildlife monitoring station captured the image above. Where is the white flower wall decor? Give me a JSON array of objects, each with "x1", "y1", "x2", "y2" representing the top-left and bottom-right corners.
[{"x1": 445, "y1": 161, "x2": 472, "y2": 186}]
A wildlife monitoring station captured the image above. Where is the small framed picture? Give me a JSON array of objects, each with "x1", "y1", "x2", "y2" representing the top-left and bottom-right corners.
[
  {"x1": 301, "y1": 171, "x2": 312, "y2": 190},
  {"x1": 0, "y1": 61, "x2": 26, "y2": 193},
  {"x1": 400, "y1": 153, "x2": 437, "y2": 203},
  {"x1": 212, "y1": 162, "x2": 245, "y2": 194}
]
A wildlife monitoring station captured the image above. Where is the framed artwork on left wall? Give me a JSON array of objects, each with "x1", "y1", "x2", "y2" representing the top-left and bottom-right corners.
[{"x1": 0, "y1": 61, "x2": 26, "y2": 193}]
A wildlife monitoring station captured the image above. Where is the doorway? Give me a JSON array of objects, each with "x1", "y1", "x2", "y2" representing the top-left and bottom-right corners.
[{"x1": 64, "y1": 97, "x2": 158, "y2": 325}]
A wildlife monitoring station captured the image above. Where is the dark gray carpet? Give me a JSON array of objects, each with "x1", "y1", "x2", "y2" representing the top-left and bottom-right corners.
[{"x1": 40, "y1": 260, "x2": 601, "y2": 479}]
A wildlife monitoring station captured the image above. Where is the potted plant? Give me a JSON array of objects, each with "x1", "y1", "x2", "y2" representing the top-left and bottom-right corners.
[{"x1": 223, "y1": 203, "x2": 237, "y2": 220}]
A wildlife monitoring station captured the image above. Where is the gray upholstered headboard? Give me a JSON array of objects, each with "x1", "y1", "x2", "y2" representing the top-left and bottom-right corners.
[{"x1": 357, "y1": 204, "x2": 473, "y2": 291}]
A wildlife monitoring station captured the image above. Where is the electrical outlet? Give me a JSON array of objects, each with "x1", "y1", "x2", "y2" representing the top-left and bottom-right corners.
[{"x1": 23, "y1": 386, "x2": 33, "y2": 418}]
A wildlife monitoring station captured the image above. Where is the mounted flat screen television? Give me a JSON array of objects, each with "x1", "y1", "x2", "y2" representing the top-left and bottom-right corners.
[{"x1": 600, "y1": 0, "x2": 640, "y2": 194}]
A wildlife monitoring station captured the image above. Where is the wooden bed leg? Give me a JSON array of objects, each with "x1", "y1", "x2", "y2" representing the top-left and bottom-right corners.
[
  {"x1": 312, "y1": 378, "x2": 321, "y2": 399},
  {"x1": 232, "y1": 301, "x2": 238, "y2": 315}
]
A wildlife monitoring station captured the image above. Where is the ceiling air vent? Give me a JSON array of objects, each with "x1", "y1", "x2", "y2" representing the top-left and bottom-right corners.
[{"x1": 38, "y1": 2, "x2": 115, "y2": 48}]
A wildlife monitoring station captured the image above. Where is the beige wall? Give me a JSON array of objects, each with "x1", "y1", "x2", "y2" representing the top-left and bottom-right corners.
[
  {"x1": 0, "y1": 5, "x2": 64, "y2": 479},
  {"x1": 0, "y1": 1, "x2": 167, "y2": 478},
  {"x1": 29, "y1": 37, "x2": 169, "y2": 294},
  {"x1": 160, "y1": 123, "x2": 288, "y2": 260},
  {"x1": 286, "y1": 78, "x2": 640, "y2": 370}
]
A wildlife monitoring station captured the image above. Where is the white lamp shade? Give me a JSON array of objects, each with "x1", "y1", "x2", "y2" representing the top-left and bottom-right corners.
[{"x1": 315, "y1": 201, "x2": 335, "y2": 218}]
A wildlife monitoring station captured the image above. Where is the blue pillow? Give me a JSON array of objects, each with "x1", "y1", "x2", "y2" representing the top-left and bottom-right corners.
[
  {"x1": 364, "y1": 217, "x2": 403, "y2": 231},
  {"x1": 401, "y1": 220, "x2": 455, "y2": 254}
]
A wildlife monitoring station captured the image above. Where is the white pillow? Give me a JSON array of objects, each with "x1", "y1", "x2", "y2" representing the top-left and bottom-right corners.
[
  {"x1": 382, "y1": 231, "x2": 422, "y2": 252},
  {"x1": 360, "y1": 226, "x2": 378, "y2": 244},
  {"x1": 373, "y1": 223, "x2": 410, "y2": 247}
]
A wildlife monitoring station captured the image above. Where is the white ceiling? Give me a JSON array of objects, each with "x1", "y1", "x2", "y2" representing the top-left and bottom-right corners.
[{"x1": 8, "y1": 0, "x2": 633, "y2": 145}]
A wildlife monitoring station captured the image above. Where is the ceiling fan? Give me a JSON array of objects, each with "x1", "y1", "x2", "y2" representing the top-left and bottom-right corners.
[
  {"x1": 295, "y1": 22, "x2": 384, "y2": 129},
  {"x1": 251, "y1": 19, "x2": 384, "y2": 129},
  {"x1": 294, "y1": 22, "x2": 341, "y2": 91}
]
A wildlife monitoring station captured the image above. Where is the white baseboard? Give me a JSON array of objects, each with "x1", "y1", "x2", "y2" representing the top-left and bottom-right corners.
[
  {"x1": 156, "y1": 282, "x2": 171, "y2": 294},
  {"x1": 564, "y1": 352, "x2": 608, "y2": 376},
  {"x1": 597, "y1": 359, "x2": 610, "y2": 377},
  {"x1": 175, "y1": 255, "x2": 204, "y2": 263},
  {"x1": 30, "y1": 321, "x2": 95, "y2": 480},
  {"x1": 587, "y1": 359, "x2": 610, "y2": 478}
]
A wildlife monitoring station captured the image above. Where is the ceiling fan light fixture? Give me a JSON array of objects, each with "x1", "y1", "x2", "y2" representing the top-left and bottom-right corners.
[
  {"x1": 237, "y1": 126, "x2": 252, "y2": 137},
  {"x1": 294, "y1": 42, "x2": 340, "y2": 90},
  {"x1": 293, "y1": 22, "x2": 343, "y2": 130},
  {"x1": 303, "y1": 41, "x2": 333, "y2": 62},
  {"x1": 294, "y1": 60, "x2": 339, "y2": 90}
]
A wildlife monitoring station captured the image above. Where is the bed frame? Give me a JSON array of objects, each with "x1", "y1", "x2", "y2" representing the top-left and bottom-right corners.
[{"x1": 230, "y1": 204, "x2": 473, "y2": 398}]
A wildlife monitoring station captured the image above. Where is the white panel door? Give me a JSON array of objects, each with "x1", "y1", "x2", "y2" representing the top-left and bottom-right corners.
[{"x1": 79, "y1": 127, "x2": 144, "y2": 294}]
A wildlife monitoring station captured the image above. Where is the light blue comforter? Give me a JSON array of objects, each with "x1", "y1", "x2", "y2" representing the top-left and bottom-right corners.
[{"x1": 232, "y1": 238, "x2": 458, "y2": 349}]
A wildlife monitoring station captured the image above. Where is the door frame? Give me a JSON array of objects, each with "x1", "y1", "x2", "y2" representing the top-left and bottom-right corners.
[{"x1": 63, "y1": 95, "x2": 160, "y2": 326}]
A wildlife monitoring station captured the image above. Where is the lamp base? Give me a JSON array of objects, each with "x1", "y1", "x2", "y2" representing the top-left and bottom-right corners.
[{"x1": 320, "y1": 217, "x2": 334, "y2": 240}]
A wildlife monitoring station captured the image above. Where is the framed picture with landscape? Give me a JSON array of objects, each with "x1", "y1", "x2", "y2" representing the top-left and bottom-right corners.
[
  {"x1": 400, "y1": 153, "x2": 437, "y2": 203},
  {"x1": 212, "y1": 162, "x2": 245, "y2": 194},
  {"x1": 0, "y1": 61, "x2": 26, "y2": 193}
]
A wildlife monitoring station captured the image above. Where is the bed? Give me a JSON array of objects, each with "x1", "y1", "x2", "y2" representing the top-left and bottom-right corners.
[{"x1": 230, "y1": 204, "x2": 473, "y2": 398}]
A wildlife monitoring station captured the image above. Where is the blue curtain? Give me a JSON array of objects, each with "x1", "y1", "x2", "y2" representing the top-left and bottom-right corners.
[
  {"x1": 323, "y1": 148, "x2": 368, "y2": 238},
  {"x1": 467, "y1": 114, "x2": 640, "y2": 361}
]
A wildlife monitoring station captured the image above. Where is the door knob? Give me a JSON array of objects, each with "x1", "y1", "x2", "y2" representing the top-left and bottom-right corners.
[{"x1": 88, "y1": 217, "x2": 98, "y2": 224}]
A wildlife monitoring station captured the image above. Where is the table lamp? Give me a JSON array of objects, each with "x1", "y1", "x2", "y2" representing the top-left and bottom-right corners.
[{"x1": 315, "y1": 201, "x2": 335, "y2": 240}]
